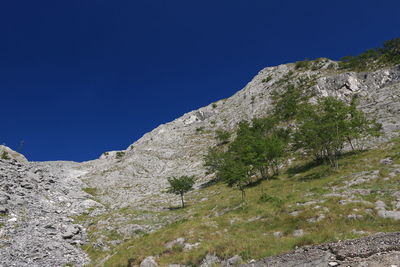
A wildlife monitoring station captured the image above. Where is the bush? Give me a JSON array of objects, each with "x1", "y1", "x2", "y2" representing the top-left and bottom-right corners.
[
  {"x1": 1, "y1": 151, "x2": 10, "y2": 160},
  {"x1": 116, "y1": 151, "x2": 125, "y2": 159},
  {"x1": 262, "y1": 76, "x2": 272, "y2": 83},
  {"x1": 215, "y1": 129, "x2": 231, "y2": 144},
  {"x1": 295, "y1": 59, "x2": 312, "y2": 70},
  {"x1": 195, "y1": 127, "x2": 205, "y2": 134}
]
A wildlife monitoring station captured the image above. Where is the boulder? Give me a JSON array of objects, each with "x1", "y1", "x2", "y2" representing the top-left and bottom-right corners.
[
  {"x1": 62, "y1": 225, "x2": 80, "y2": 239},
  {"x1": 140, "y1": 256, "x2": 158, "y2": 267}
]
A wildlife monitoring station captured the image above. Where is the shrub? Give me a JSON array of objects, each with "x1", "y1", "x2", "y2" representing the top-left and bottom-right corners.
[
  {"x1": 1, "y1": 151, "x2": 10, "y2": 160},
  {"x1": 262, "y1": 76, "x2": 272, "y2": 83},
  {"x1": 196, "y1": 127, "x2": 205, "y2": 134},
  {"x1": 215, "y1": 129, "x2": 231, "y2": 144},
  {"x1": 295, "y1": 59, "x2": 312, "y2": 70},
  {"x1": 116, "y1": 151, "x2": 125, "y2": 159}
]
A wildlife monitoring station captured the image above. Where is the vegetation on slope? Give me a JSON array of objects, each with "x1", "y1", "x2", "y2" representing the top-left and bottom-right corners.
[
  {"x1": 293, "y1": 38, "x2": 400, "y2": 73},
  {"x1": 339, "y1": 38, "x2": 400, "y2": 71},
  {"x1": 97, "y1": 137, "x2": 400, "y2": 266},
  {"x1": 80, "y1": 90, "x2": 394, "y2": 266},
  {"x1": 78, "y1": 39, "x2": 400, "y2": 266},
  {"x1": 204, "y1": 80, "x2": 380, "y2": 199}
]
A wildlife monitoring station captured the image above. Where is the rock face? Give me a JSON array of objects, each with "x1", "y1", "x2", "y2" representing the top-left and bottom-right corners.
[
  {"x1": 80, "y1": 62, "x2": 400, "y2": 210},
  {"x1": 0, "y1": 145, "x2": 28, "y2": 163},
  {"x1": 242, "y1": 232, "x2": 400, "y2": 267},
  {"x1": 0, "y1": 155, "x2": 97, "y2": 266}
]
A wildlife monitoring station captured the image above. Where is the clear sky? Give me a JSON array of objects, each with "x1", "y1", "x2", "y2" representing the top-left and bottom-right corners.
[{"x1": 1, "y1": 0, "x2": 400, "y2": 162}]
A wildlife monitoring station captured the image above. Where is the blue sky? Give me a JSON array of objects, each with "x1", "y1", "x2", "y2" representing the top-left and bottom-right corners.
[{"x1": 1, "y1": 0, "x2": 400, "y2": 162}]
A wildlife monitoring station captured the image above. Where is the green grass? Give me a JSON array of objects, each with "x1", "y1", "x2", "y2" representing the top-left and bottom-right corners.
[
  {"x1": 82, "y1": 137, "x2": 400, "y2": 266},
  {"x1": 82, "y1": 187, "x2": 98, "y2": 196}
]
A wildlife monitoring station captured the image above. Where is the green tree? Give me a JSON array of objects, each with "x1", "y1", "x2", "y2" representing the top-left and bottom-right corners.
[
  {"x1": 204, "y1": 115, "x2": 288, "y2": 199},
  {"x1": 166, "y1": 176, "x2": 196, "y2": 208},
  {"x1": 295, "y1": 97, "x2": 348, "y2": 166},
  {"x1": 271, "y1": 84, "x2": 312, "y2": 122},
  {"x1": 294, "y1": 96, "x2": 381, "y2": 167},
  {"x1": 345, "y1": 96, "x2": 382, "y2": 150},
  {"x1": 218, "y1": 154, "x2": 252, "y2": 200},
  {"x1": 204, "y1": 148, "x2": 227, "y2": 177},
  {"x1": 381, "y1": 38, "x2": 400, "y2": 64}
]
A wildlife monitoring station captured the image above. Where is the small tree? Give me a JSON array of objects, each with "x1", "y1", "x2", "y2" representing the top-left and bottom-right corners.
[
  {"x1": 166, "y1": 176, "x2": 196, "y2": 208},
  {"x1": 218, "y1": 155, "x2": 252, "y2": 201}
]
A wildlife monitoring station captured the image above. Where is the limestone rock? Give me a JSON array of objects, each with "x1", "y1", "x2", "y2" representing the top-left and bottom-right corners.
[
  {"x1": 0, "y1": 157, "x2": 95, "y2": 266},
  {"x1": 223, "y1": 255, "x2": 243, "y2": 266},
  {"x1": 0, "y1": 145, "x2": 28, "y2": 163},
  {"x1": 200, "y1": 253, "x2": 221, "y2": 267},
  {"x1": 293, "y1": 229, "x2": 304, "y2": 237},
  {"x1": 62, "y1": 225, "x2": 80, "y2": 239},
  {"x1": 273, "y1": 231, "x2": 283, "y2": 238},
  {"x1": 0, "y1": 206, "x2": 8, "y2": 214},
  {"x1": 165, "y1": 237, "x2": 186, "y2": 249},
  {"x1": 140, "y1": 256, "x2": 159, "y2": 267},
  {"x1": 380, "y1": 157, "x2": 393, "y2": 165},
  {"x1": 242, "y1": 232, "x2": 400, "y2": 266},
  {"x1": 183, "y1": 242, "x2": 200, "y2": 251}
]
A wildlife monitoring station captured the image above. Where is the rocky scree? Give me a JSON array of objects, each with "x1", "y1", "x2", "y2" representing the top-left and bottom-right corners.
[
  {"x1": 0, "y1": 157, "x2": 100, "y2": 267},
  {"x1": 243, "y1": 232, "x2": 400, "y2": 267}
]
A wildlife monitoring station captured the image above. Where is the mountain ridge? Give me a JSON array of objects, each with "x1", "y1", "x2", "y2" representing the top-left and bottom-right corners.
[
  {"x1": 2, "y1": 56, "x2": 400, "y2": 266},
  {"x1": 79, "y1": 60, "x2": 400, "y2": 210}
]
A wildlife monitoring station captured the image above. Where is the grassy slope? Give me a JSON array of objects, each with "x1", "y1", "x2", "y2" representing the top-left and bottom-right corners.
[{"x1": 81, "y1": 136, "x2": 400, "y2": 267}]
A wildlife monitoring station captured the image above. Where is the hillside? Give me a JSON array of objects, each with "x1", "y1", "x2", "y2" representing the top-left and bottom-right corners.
[
  {"x1": 1, "y1": 40, "x2": 400, "y2": 266},
  {"x1": 80, "y1": 60, "x2": 400, "y2": 211},
  {"x1": 77, "y1": 56, "x2": 400, "y2": 266},
  {"x1": 85, "y1": 136, "x2": 400, "y2": 266}
]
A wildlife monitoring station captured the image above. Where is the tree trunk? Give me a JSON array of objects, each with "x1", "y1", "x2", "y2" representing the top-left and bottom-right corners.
[
  {"x1": 347, "y1": 137, "x2": 355, "y2": 151},
  {"x1": 180, "y1": 193, "x2": 185, "y2": 208},
  {"x1": 240, "y1": 188, "x2": 246, "y2": 202},
  {"x1": 259, "y1": 166, "x2": 268, "y2": 180}
]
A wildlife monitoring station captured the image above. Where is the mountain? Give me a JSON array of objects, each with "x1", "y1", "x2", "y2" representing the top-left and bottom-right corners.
[
  {"x1": 1, "y1": 49, "x2": 400, "y2": 266},
  {"x1": 81, "y1": 59, "x2": 400, "y2": 210}
]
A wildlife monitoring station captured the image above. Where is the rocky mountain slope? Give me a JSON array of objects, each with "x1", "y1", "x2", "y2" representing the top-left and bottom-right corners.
[
  {"x1": 2, "y1": 58, "x2": 400, "y2": 266},
  {"x1": 244, "y1": 232, "x2": 400, "y2": 267},
  {"x1": 0, "y1": 158, "x2": 102, "y2": 266},
  {"x1": 80, "y1": 60, "x2": 400, "y2": 210}
]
